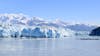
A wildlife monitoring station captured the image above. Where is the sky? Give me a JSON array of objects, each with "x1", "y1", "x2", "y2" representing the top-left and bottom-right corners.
[{"x1": 0, "y1": 0, "x2": 100, "y2": 25}]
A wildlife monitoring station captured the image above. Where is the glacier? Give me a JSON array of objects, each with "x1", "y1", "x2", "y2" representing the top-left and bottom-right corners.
[
  {"x1": 0, "y1": 23, "x2": 74, "y2": 38},
  {"x1": 0, "y1": 13, "x2": 98, "y2": 38}
]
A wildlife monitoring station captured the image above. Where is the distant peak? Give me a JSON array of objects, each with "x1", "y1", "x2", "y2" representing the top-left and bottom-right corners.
[{"x1": 32, "y1": 17, "x2": 44, "y2": 21}]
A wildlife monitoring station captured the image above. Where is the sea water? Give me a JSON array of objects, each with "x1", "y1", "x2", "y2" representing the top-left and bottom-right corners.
[{"x1": 0, "y1": 36, "x2": 100, "y2": 56}]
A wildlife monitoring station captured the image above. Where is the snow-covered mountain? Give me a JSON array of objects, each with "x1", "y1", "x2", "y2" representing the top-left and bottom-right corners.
[
  {"x1": 0, "y1": 14, "x2": 98, "y2": 38},
  {"x1": 0, "y1": 14, "x2": 97, "y2": 30}
]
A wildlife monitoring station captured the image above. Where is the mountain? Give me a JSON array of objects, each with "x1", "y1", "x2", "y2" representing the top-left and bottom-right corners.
[
  {"x1": 89, "y1": 27, "x2": 100, "y2": 36},
  {"x1": 66, "y1": 24, "x2": 97, "y2": 31},
  {"x1": 0, "y1": 13, "x2": 98, "y2": 38},
  {"x1": 0, "y1": 14, "x2": 97, "y2": 30}
]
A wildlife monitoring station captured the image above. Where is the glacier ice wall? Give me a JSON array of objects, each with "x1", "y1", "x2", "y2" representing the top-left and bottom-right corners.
[{"x1": 0, "y1": 23, "x2": 75, "y2": 38}]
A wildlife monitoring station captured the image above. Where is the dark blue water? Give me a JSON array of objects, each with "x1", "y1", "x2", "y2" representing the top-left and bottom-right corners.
[{"x1": 0, "y1": 37, "x2": 100, "y2": 56}]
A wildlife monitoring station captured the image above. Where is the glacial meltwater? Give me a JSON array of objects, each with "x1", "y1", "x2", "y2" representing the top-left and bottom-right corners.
[{"x1": 0, "y1": 36, "x2": 100, "y2": 56}]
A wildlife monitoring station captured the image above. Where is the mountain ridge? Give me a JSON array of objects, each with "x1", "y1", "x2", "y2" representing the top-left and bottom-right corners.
[{"x1": 0, "y1": 13, "x2": 97, "y2": 31}]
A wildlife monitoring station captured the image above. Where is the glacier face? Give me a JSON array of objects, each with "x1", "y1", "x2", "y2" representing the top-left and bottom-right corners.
[
  {"x1": 0, "y1": 13, "x2": 98, "y2": 38},
  {"x1": 0, "y1": 24, "x2": 74, "y2": 38}
]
